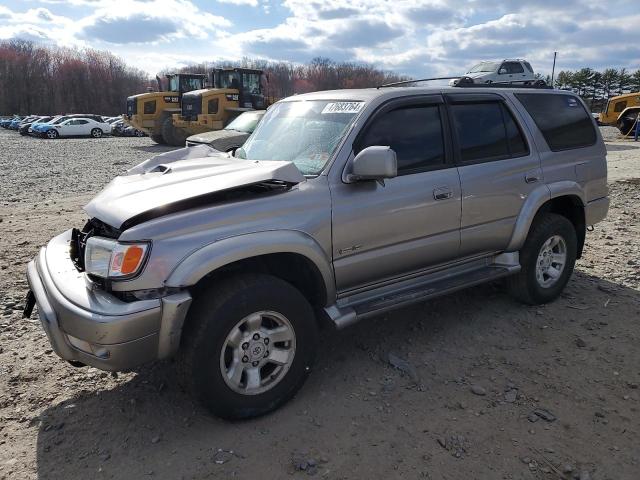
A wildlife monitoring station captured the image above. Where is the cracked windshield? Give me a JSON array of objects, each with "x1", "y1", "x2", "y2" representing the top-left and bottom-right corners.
[{"x1": 235, "y1": 100, "x2": 364, "y2": 175}]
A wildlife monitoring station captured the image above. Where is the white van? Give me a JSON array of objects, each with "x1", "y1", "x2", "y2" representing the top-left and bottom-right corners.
[{"x1": 450, "y1": 59, "x2": 536, "y2": 85}]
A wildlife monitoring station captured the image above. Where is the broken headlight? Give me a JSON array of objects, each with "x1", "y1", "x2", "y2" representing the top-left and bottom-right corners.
[{"x1": 84, "y1": 237, "x2": 150, "y2": 279}]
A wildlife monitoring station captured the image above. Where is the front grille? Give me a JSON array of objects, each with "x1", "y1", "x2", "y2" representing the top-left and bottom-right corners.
[
  {"x1": 70, "y1": 218, "x2": 121, "y2": 272},
  {"x1": 181, "y1": 93, "x2": 202, "y2": 120}
]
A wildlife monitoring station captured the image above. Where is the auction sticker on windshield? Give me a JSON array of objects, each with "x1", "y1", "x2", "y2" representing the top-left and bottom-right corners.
[{"x1": 321, "y1": 102, "x2": 364, "y2": 114}]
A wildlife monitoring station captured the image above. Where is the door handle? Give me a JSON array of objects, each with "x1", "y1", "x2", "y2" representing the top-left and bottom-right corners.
[
  {"x1": 433, "y1": 187, "x2": 452, "y2": 200},
  {"x1": 525, "y1": 172, "x2": 540, "y2": 184}
]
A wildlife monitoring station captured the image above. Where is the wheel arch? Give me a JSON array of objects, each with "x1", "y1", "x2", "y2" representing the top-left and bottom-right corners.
[
  {"x1": 507, "y1": 182, "x2": 586, "y2": 257},
  {"x1": 165, "y1": 230, "x2": 336, "y2": 307}
]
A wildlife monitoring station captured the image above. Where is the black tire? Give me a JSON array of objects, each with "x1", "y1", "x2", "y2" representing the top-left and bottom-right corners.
[
  {"x1": 178, "y1": 273, "x2": 319, "y2": 419},
  {"x1": 91, "y1": 128, "x2": 102, "y2": 138},
  {"x1": 507, "y1": 213, "x2": 577, "y2": 305},
  {"x1": 161, "y1": 116, "x2": 187, "y2": 147},
  {"x1": 45, "y1": 129, "x2": 58, "y2": 139},
  {"x1": 150, "y1": 133, "x2": 165, "y2": 144}
]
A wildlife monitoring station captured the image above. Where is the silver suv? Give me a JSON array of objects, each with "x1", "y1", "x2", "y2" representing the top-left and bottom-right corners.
[{"x1": 25, "y1": 85, "x2": 609, "y2": 419}]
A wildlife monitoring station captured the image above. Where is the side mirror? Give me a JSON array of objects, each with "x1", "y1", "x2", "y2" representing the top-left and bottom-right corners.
[{"x1": 346, "y1": 146, "x2": 397, "y2": 183}]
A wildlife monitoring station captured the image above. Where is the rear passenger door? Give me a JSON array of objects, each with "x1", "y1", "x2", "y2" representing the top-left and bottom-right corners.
[{"x1": 446, "y1": 93, "x2": 541, "y2": 257}]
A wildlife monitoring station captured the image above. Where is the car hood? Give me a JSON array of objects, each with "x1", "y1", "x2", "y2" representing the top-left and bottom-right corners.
[
  {"x1": 84, "y1": 145, "x2": 306, "y2": 230},
  {"x1": 187, "y1": 129, "x2": 245, "y2": 145}
]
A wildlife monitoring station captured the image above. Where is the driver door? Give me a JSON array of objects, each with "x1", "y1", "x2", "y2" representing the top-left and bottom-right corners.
[{"x1": 330, "y1": 95, "x2": 462, "y2": 293}]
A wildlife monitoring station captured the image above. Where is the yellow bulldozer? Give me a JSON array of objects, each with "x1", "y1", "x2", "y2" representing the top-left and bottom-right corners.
[
  {"x1": 172, "y1": 67, "x2": 268, "y2": 140},
  {"x1": 598, "y1": 91, "x2": 640, "y2": 134},
  {"x1": 124, "y1": 73, "x2": 207, "y2": 146}
]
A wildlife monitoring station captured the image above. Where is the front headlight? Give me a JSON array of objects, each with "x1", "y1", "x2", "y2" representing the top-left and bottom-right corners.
[{"x1": 85, "y1": 236, "x2": 150, "y2": 279}]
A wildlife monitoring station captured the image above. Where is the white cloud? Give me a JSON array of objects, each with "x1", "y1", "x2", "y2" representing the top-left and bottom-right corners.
[{"x1": 0, "y1": 0, "x2": 638, "y2": 77}]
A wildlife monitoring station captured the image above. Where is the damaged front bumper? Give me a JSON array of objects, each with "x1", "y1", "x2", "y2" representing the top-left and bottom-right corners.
[{"x1": 25, "y1": 230, "x2": 192, "y2": 371}]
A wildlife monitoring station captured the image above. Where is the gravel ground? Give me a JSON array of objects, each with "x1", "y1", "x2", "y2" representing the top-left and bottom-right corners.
[{"x1": 1, "y1": 128, "x2": 639, "y2": 480}]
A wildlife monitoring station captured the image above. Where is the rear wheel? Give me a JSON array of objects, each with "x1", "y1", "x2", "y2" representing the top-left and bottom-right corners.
[
  {"x1": 150, "y1": 133, "x2": 166, "y2": 144},
  {"x1": 91, "y1": 128, "x2": 103, "y2": 138},
  {"x1": 178, "y1": 274, "x2": 319, "y2": 419},
  {"x1": 46, "y1": 129, "x2": 58, "y2": 139},
  {"x1": 161, "y1": 116, "x2": 187, "y2": 147},
  {"x1": 507, "y1": 213, "x2": 577, "y2": 305}
]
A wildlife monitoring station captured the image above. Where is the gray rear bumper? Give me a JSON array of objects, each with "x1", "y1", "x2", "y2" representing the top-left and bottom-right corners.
[{"x1": 26, "y1": 231, "x2": 192, "y2": 371}]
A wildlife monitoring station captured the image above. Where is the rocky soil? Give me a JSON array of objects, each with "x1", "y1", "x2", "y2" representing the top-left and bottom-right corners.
[{"x1": 0, "y1": 128, "x2": 639, "y2": 480}]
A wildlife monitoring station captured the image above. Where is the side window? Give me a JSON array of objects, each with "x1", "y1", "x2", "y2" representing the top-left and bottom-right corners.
[
  {"x1": 524, "y1": 62, "x2": 534, "y2": 73},
  {"x1": 450, "y1": 102, "x2": 528, "y2": 162},
  {"x1": 613, "y1": 101, "x2": 627, "y2": 113},
  {"x1": 507, "y1": 62, "x2": 524, "y2": 74},
  {"x1": 143, "y1": 100, "x2": 156, "y2": 114},
  {"x1": 515, "y1": 93, "x2": 596, "y2": 151},
  {"x1": 450, "y1": 102, "x2": 508, "y2": 162},
  {"x1": 65, "y1": 120, "x2": 76, "y2": 125},
  {"x1": 358, "y1": 105, "x2": 445, "y2": 174},
  {"x1": 208, "y1": 98, "x2": 219, "y2": 114},
  {"x1": 77, "y1": 120, "x2": 88, "y2": 125}
]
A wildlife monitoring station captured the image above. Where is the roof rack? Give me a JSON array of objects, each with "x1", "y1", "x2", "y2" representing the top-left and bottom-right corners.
[
  {"x1": 377, "y1": 76, "x2": 552, "y2": 89},
  {"x1": 378, "y1": 77, "x2": 459, "y2": 88},
  {"x1": 454, "y1": 78, "x2": 552, "y2": 89}
]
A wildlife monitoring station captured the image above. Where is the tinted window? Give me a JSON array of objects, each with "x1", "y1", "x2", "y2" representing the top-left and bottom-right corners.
[
  {"x1": 506, "y1": 62, "x2": 524, "y2": 74},
  {"x1": 451, "y1": 103, "x2": 508, "y2": 161},
  {"x1": 358, "y1": 105, "x2": 445, "y2": 174},
  {"x1": 144, "y1": 100, "x2": 156, "y2": 114},
  {"x1": 76, "y1": 120, "x2": 88, "y2": 124},
  {"x1": 516, "y1": 93, "x2": 596, "y2": 151},
  {"x1": 614, "y1": 101, "x2": 627, "y2": 113},
  {"x1": 504, "y1": 106, "x2": 528, "y2": 156},
  {"x1": 524, "y1": 62, "x2": 534, "y2": 73}
]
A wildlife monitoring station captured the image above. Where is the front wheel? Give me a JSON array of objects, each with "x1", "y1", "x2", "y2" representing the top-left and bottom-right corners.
[
  {"x1": 91, "y1": 128, "x2": 103, "y2": 138},
  {"x1": 507, "y1": 213, "x2": 577, "y2": 305},
  {"x1": 178, "y1": 274, "x2": 319, "y2": 419},
  {"x1": 46, "y1": 129, "x2": 58, "y2": 139}
]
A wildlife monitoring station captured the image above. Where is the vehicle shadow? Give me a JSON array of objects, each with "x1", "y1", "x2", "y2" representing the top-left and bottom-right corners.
[{"x1": 34, "y1": 270, "x2": 640, "y2": 479}]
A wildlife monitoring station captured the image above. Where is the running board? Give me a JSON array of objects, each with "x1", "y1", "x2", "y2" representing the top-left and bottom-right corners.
[{"x1": 325, "y1": 255, "x2": 520, "y2": 329}]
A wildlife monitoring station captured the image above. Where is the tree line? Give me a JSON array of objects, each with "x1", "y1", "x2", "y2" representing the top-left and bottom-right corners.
[
  {"x1": 3, "y1": 38, "x2": 639, "y2": 116},
  {"x1": 160, "y1": 57, "x2": 409, "y2": 100},
  {"x1": 0, "y1": 39, "x2": 148, "y2": 116},
  {"x1": 554, "y1": 68, "x2": 640, "y2": 112}
]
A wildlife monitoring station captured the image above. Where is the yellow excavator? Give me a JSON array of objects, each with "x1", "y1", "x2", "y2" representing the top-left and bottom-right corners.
[
  {"x1": 124, "y1": 73, "x2": 207, "y2": 145},
  {"x1": 172, "y1": 67, "x2": 268, "y2": 140}
]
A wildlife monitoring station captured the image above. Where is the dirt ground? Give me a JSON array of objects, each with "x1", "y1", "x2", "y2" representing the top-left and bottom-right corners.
[{"x1": 0, "y1": 127, "x2": 639, "y2": 480}]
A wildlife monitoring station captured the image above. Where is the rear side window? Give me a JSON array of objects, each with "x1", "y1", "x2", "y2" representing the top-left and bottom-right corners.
[
  {"x1": 450, "y1": 102, "x2": 528, "y2": 162},
  {"x1": 358, "y1": 105, "x2": 445, "y2": 174},
  {"x1": 516, "y1": 93, "x2": 596, "y2": 151},
  {"x1": 506, "y1": 62, "x2": 524, "y2": 74},
  {"x1": 524, "y1": 62, "x2": 534, "y2": 73}
]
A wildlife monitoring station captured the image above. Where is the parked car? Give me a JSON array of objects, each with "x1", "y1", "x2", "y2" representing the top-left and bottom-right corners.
[
  {"x1": 0, "y1": 116, "x2": 22, "y2": 128},
  {"x1": 450, "y1": 59, "x2": 536, "y2": 86},
  {"x1": 19, "y1": 116, "x2": 53, "y2": 135},
  {"x1": 186, "y1": 110, "x2": 265, "y2": 151},
  {"x1": 40, "y1": 117, "x2": 111, "y2": 139},
  {"x1": 25, "y1": 84, "x2": 608, "y2": 419},
  {"x1": 111, "y1": 119, "x2": 145, "y2": 137},
  {"x1": 30, "y1": 114, "x2": 105, "y2": 136},
  {"x1": 9, "y1": 116, "x2": 38, "y2": 130}
]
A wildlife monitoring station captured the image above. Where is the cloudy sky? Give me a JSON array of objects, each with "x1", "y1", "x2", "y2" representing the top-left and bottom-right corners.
[{"x1": 1, "y1": 0, "x2": 638, "y2": 78}]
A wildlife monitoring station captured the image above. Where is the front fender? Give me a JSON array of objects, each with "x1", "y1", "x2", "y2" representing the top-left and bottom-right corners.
[
  {"x1": 165, "y1": 230, "x2": 336, "y2": 303},
  {"x1": 506, "y1": 181, "x2": 586, "y2": 252}
]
